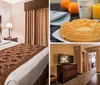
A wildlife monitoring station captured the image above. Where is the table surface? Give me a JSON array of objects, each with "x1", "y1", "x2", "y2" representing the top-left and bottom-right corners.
[{"x1": 50, "y1": 3, "x2": 79, "y2": 42}]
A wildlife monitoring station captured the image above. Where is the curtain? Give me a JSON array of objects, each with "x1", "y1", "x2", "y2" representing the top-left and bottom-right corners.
[
  {"x1": 25, "y1": 8, "x2": 48, "y2": 46},
  {"x1": 25, "y1": 10, "x2": 35, "y2": 44},
  {"x1": 36, "y1": 8, "x2": 48, "y2": 46}
]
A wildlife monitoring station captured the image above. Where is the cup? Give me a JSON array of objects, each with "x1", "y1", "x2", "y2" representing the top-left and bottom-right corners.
[{"x1": 78, "y1": 0, "x2": 94, "y2": 19}]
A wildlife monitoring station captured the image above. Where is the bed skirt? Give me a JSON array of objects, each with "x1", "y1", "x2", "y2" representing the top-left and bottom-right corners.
[{"x1": 33, "y1": 64, "x2": 49, "y2": 85}]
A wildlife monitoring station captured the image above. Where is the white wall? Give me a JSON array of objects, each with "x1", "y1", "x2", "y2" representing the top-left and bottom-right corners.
[
  {"x1": 0, "y1": 0, "x2": 12, "y2": 38},
  {"x1": 0, "y1": 1, "x2": 25, "y2": 43},
  {"x1": 12, "y1": 2, "x2": 25, "y2": 43}
]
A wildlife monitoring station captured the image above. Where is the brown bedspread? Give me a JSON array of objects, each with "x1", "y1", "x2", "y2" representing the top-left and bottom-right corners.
[{"x1": 0, "y1": 44, "x2": 46, "y2": 85}]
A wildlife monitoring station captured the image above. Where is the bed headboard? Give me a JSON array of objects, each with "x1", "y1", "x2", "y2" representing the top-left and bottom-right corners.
[{"x1": 0, "y1": 15, "x2": 2, "y2": 42}]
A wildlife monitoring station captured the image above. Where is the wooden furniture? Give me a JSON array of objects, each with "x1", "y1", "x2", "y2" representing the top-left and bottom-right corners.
[
  {"x1": 4, "y1": 37, "x2": 18, "y2": 42},
  {"x1": 50, "y1": 75, "x2": 57, "y2": 85},
  {"x1": 57, "y1": 64, "x2": 77, "y2": 84}
]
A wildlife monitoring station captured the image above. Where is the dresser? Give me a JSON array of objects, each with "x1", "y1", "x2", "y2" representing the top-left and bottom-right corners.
[{"x1": 57, "y1": 64, "x2": 77, "y2": 84}]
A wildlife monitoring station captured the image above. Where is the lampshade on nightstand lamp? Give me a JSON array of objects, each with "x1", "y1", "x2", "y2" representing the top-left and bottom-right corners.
[{"x1": 6, "y1": 23, "x2": 13, "y2": 38}]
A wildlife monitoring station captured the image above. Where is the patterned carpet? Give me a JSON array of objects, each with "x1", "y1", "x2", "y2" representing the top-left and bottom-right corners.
[{"x1": 58, "y1": 68, "x2": 96, "y2": 85}]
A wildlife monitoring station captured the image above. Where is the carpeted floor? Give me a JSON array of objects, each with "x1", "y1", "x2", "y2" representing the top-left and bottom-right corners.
[{"x1": 58, "y1": 68, "x2": 96, "y2": 85}]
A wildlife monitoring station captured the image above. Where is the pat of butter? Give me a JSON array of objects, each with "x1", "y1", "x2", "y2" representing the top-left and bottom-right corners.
[{"x1": 92, "y1": 3, "x2": 100, "y2": 19}]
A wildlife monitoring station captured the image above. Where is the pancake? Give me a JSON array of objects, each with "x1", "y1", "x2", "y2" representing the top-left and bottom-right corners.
[{"x1": 60, "y1": 19, "x2": 100, "y2": 42}]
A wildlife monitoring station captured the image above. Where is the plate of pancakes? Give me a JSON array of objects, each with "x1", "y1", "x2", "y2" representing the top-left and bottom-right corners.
[{"x1": 52, "y1": 19, "x2": 100, "y2": 42}]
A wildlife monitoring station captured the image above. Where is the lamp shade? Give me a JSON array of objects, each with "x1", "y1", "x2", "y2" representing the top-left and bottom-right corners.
[{"x1": 6, "y1": 23, "x2": 13, "y2": 29}]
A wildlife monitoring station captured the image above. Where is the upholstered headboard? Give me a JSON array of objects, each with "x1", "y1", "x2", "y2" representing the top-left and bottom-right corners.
[{"x1": 0, "y1": 15, "x2": 2, "y2": 42}]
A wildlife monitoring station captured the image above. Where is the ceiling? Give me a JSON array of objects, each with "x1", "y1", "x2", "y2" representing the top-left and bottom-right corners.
[
  {"x1": 2, "y1": 0, "x2": 25, "y2": 4},
  {"x1": 72, "y1": 44, "x2": 100, "y2": 48}
]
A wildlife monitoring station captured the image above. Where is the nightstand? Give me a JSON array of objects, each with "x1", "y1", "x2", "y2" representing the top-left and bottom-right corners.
[{"x1": 4, "y1": 37, "x2": 18, "y2": 42}]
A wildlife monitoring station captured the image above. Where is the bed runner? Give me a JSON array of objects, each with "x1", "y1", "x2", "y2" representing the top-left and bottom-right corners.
[{"x1": 0, "y1": 44, "x2": 45, "y2": 85}]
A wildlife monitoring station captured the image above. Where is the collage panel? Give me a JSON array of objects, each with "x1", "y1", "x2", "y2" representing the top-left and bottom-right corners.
[
  {"x1": 50, "y1": 0, "x2": 100, "y2": 42},
  {"x1": 0, "y1": 0, "x2": 49, "y2": 85},
  {"x1": 50, "y1": 44, "x2": 100, "y2": 85}
]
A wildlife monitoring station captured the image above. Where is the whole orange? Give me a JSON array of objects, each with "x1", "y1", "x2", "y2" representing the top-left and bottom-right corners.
[
  {"x1": 61, "y1": 0, "x2": 71, "y2": 10},
  {"x1": 68, "y1": 2, "x2": 79, "y2": 14}
]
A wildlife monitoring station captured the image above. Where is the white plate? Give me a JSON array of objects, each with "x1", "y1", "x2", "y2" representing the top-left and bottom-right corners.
[
  {"x1": 52, "y1": 29, "x2": 100, "y2": 44},
  {"x1": 50, "y1": 13, "x2": 70, "y2": 26},
  {"x1": 50, "y1": 11, "x2": 68, "y2": 22},
  {"x1": 52, "y1": 29, "x2": 70, "y2": 43}
]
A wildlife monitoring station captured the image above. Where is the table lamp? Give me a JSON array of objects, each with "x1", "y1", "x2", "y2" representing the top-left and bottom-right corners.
[{"x1": 6, "y1": 23, "x2": 13, "y2": 38}]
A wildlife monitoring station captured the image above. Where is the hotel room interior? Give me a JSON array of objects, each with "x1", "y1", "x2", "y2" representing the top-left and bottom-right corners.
[
  {"x1": 0, "y1": 0, "x2": 49, "y2": 85},
  {"x1": 50, "y1": 44, "x2": 100, "y2": 85}
]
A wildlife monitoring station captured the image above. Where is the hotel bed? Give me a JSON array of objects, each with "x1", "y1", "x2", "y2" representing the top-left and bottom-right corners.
[{"x1": 0, "y1": 40, "x2": 49, "y2": 85}]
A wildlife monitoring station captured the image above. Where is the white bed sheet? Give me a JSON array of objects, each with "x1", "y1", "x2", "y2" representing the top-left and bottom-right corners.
[
  {"x1": 0, "y1": 40, "x2": 49, "y2": 85},
  {"x1": 0, "y1": 40, "x2": 20, "y2": 50}
]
